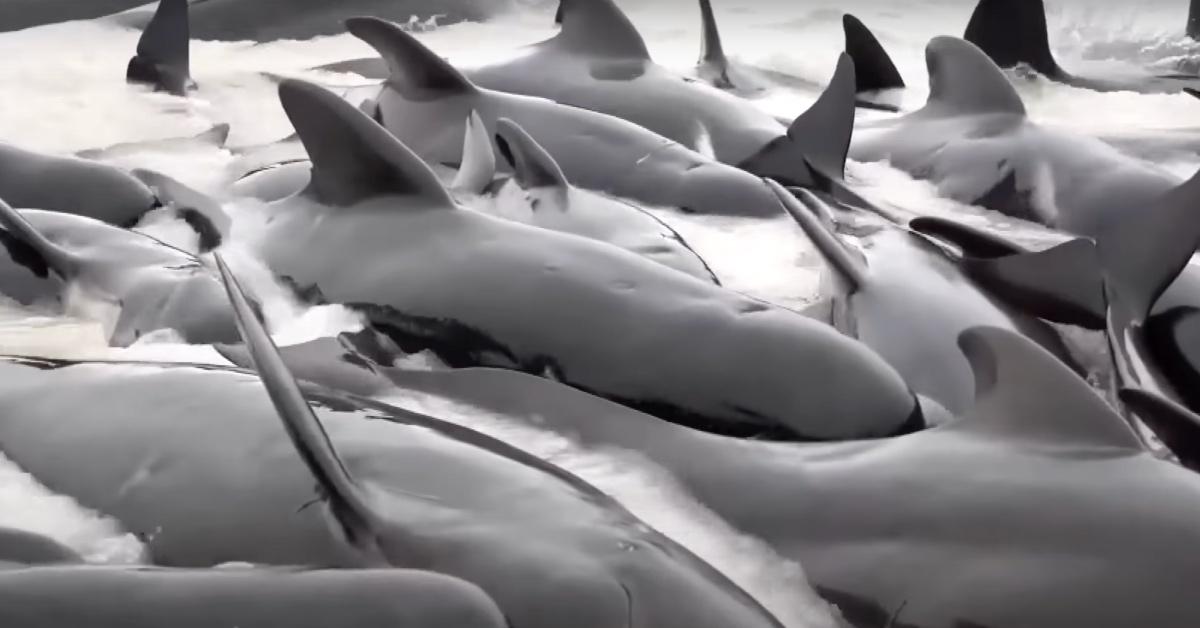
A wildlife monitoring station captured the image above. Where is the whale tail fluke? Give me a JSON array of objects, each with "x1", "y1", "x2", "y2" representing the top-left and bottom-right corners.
[
  {"x1": 963, "y1": 0, "x2": 1064, "y2": 80},
  {"x1": 739, "y1": 53, "x2": 856, "y2": 189},
  {"x1": 127, "y1": 0, "x2": 193, "y2": 96}
]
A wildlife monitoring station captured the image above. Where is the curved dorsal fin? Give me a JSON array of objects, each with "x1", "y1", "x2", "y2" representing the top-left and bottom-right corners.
[
  {"x1": 697, "y1": 0, "x2": 730, "y2": 87},
  {"x1": 1119, "y1": 387, "x2": 1200, "y2": 472},
  {"x1": 277, "y1": 78, "x2": 456, "y2": 208},
  {"x1": 843, "y1": 14, "x2": 904, "y2": 92},
  {"x1": 345, "y1": 17, "x2": 476, "y2": 98},
  {"x1": 767, "y1": 180, "x2": 867, "y2": 290},
  {"x1": 494, "y1": 118, "x2": 570, "y2": 196},
  {"x1": 552, "y1": 0, "x2": 650, "y2": 59},
  {"x1": 214, "y1": 254, "x2": 389, "y2": 562},
  {"x1": 126, "y1": 0, "x2": 192, "y2": 96},
  {"x1": 1097, "y1": 167, "x2": 1200, "y2": 324},
  {"x1": 0, "y1": 199, "x2": 82, "y2": 279},
  {"x1": 955, "y1": 326, "x2": 1144, "y2": 450},
  {"x1": 963, "y1": 0, "x2": 1064, "y2": 80},
  {"x1": 1191, "y1": 0, "x2": 1200, "y2": 39},
  {"x1": 452, "y1": 111, "x2": 497, "y2": 194},
  {"x1": 923, "y1": 37, "x2": 1025, "y2": 116}
]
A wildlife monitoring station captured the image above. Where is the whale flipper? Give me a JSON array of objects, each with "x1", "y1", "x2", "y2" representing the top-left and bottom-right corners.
[
  {"x1": 214, "y1": 254, "x2": 397, "y2": 563},
  {"x1": 131, "y1": 169, "x2": 230, "y2": 252},
  {"x1": 0, "y1": 198, "x2": 83, "y2": 278},
  {"x1": 697, "y1": 0, "x2": 732, "y2": 89},
  {"x1": 963, "y1": 0, "x2": 1065, "y2": 80},
  {"x1": 769, "y1": 182, "x2": 867, "y2": 290},
  {"x1": 278, "y1": 78, "x2": 456, "y2": 208},
  {"x1": 1120, "y1": 387, "x2": 1200, "y2": 472},
  {"x1": 552, "y1": 0, "x2": 650, "y2": 59},
  {"x1": 843, "y1": 14, "x2": 904, "y2": 93},
  {"x1": 127, "y1": 0, "x2": 192, "y2": 96},
  {"x1": 909, "y1": 216, "x2": 1025, "y2": 258},
  {"x1": 956, "y1": 326, "x2": 1144, "y2": 449},
  {"x1": 739, "y1": 53, "x2": 856, "y2": 188},
  {"x1": 494, "y1": 118, "x2": 569, "y2": 197},
  {"x1": 452, "y1": 111, "x2": 497, "y2": 194}
]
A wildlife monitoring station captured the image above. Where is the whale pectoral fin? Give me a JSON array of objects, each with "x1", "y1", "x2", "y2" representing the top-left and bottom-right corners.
[
  {"x1": 962, "y1": 0, "x2": 1065, "y2": 80},
  {"x1": 909, "y1": 216, "x2": 1026, "y2": 258},
  {"x1": 345, "y1": 17, "x2": 477, "y2": 98},
  {"x1": 127, "y1": 0, "x2": 192, "y2": 96},
  {"x1": 768, "y1": 181, "x2": 868, "y2": 291},
  {"x1": 739, "y1": 53, "x2": 856, "y2": 187},
  {"x1": 1120, "y1": 387, "x2": 1200, "y2": 471},
  {"x1": 131, "y1": 169, "x2": 230, "y2": 252},
  {"x1": 493, "y1": 118, "x2": 570, "y2": 203},
  {"x1": 452, "y1": 111, "x2": 497, "y2": 195},
  {"x1": 696, "y1": 0, "x2": 732, "y2": 88},
  {"x1": 215, "y1": 254, "x2": 394, "y2": 563},
  {"x1": 0, "y1": 199, "x2": 83, "y2": 280},
  {"x1": 278, "y1": 78, "x2": 456, "y2": 208},
  {"x1": 1098, "y1": 167, "x2": 1200, "y2": 324},
  {"x1": 553, "y1": 0, "x2": 651, "y2": 59},
  {"x1": 955, "y1": 326, "x2": 1144, "y2": 450},
  {"x1": 843, "y1": 14, "x2": 904, "y2": 92},
  {"x1": 962, "y1": 238, "x2": 1107, "y2": 330}
]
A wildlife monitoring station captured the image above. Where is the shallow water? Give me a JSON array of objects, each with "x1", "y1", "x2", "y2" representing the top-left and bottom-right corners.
[{"x1": 0, "y1": 1, "x2": 1196, "y2": 625}]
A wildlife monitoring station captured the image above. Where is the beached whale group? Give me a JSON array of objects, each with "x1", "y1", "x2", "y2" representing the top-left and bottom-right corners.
[{"x1": 1, "y1": 0, "x2": 1200, "y2": 627}]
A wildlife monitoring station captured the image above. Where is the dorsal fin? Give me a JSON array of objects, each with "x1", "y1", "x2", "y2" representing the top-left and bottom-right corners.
[
  {"x1": 1119, "y1": 388, "x2": 1200, "y2": 472},
  {"x1": 0, "y1": 198, "x2": 82, "y2": 279},
  {"x1": 345, "y1": 17, "x2": 476, "y2": 98},
  {"x1": 552, "y1": 0, "x2": 651, "y2": 59},
  {"x1": 923, "y1": 37, "x2": 1026, "y2": 116},
  {"x1": 1191, "y1": 0, "x2": 1200, "y2": 39},
  {"x1": 909, "y1": 216, "x2": 1026, "y2": 258},
  {"x1": 126, "y1": 0, "x2": 192, "y2": 96},
  {"x1": 493, "y1": 118, "x2": 570, "y2": 197},
  {"x1": 961, "y1": 238, "x2": 1107, "y2": 330},
  {"x1": 555, "y1": 1, "x2": 564, "y2": 25},
  {"x1": 277, "y1": 78, "x2": 456, "y2": 208},
  {"x1": 213, "y1": 254, "x2": 389, "y2": 562},
  {"x1": 955, "y1": 326, "x2": 1144, "y2": 450},
  {"x1": 740, "y1": 53, "x2": 856, "y2": 187},
  {"x1": 767, "y1": 180, "x2": 867, "y2": 290},
  {"x1": 843, "y1": 14, "x2": 904, "y2": 92},
  {"x1": 697, "y1": 0, "x2": 731, "y2": 87},
  {"x1": 963, "y1": 0, "x2": 1064, "y2": 80},
  {"x1": 1098, "y1": 167, "x2": 1200, "y2": 323},
  {"x1": 452, "y1": 111, "x2": 496, "y2": 194}
]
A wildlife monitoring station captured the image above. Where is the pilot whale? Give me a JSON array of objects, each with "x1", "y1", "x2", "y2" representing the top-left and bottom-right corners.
[
  {"x1": 0, "y1": 567, "x2": 508, "y2": 628},
  {"x1": 348, "y1": 16, "x2": 852, "y2": 218},
  {"x1": 850, "y1": 36, "x2": 1187, "y2": 239},
  {"x1": 0, "y1": 259, "x2": 789, "y2": 628},
  {"x1": 964, "y1": 0, "x2": 1200, "y2": 97},
  {"x1": 250, "y1": 76, "x2": 920, "y2": 440},
  {"x1": 463, "y1": 0, "x2": 850, "y2": 188},
  {"x1": 0, "y1": 200, "x2": 239, "y2": 346},
  {"x1": 126, "y1": 0, "x2": 193, "y2": 96}
]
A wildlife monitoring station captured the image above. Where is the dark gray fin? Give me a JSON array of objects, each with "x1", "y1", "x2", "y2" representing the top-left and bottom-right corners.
[
  {"x1": 923, "y1": 37, "x2": 1026, "y2": 116},
  {"x1": 697, "y1": 0, "x2": 731, "y2": 88},
  {"x1": 1119, "y1": 388, "x2": 1200, "y2": 472},
  {"x1": 1185, "y1": 87, "x2": 1200, "y2": 101},
  {"x1": 955, "y1": 326, "x2": 1144, "y2": 450},
  {"x1": 126, "y1": 0, "x2": 192, "y2": 97},
  {"x1": 552, "y1": 0, "x2": 651, "y2": 59},
  {"x1": 843, "y1": 14, "x2": 904, "y2": 92},
  {"x1": 767, "y1": 180, "x2": 867, "y2": 290},
  {"x1": 345, "y1": 17, "x2": 477, "y2": 99},
  {"x1": 963, "y1": 0, "x2": 1064, "y2": 80},
  {"x1": 801, "y1": 156, "x2": 902, "y2": 223},
  {"x1": 451, "y1": 111, "x2": 496, "y2": 194},
  {"x1": 312, "y1": 57, "x2": 389, "y2": 80},
  {"x1": 909, "y1": 216, "x2": 1026, "y2": 258},
  {"x1": 131, "y1": 169, "x2": 230, "y2": 252},
  {"x1": 213, "y1": 254, "x2": 390, "y2": 562},
  {"x1": 554, "y1": 1, "x2": 564, "y2": 25},
  {"x1": 1098, "y1": 168, "x2": 1200, "y2": 324},
  {"x1": 0, "y1": 528, "x2": 82, "y2": 565},
  {"x1": 493, "y1": 118, "x2": 570, "y2": 200},
  {"x1": 0, "y1": 199, "x2": 82, "y2": 279},
  {"x1": 739, "y1": 53, "x2": 856, "y2": 187},
  {"x1": 961, "y1": 238, "x2": 1107, "y2": 330},
  {"x1": 1191, "y1": 0, "x2": 1200, "y2": 39},
  {"x1": 277, "y1": 78, "x2": 456, "y2": 208}
]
